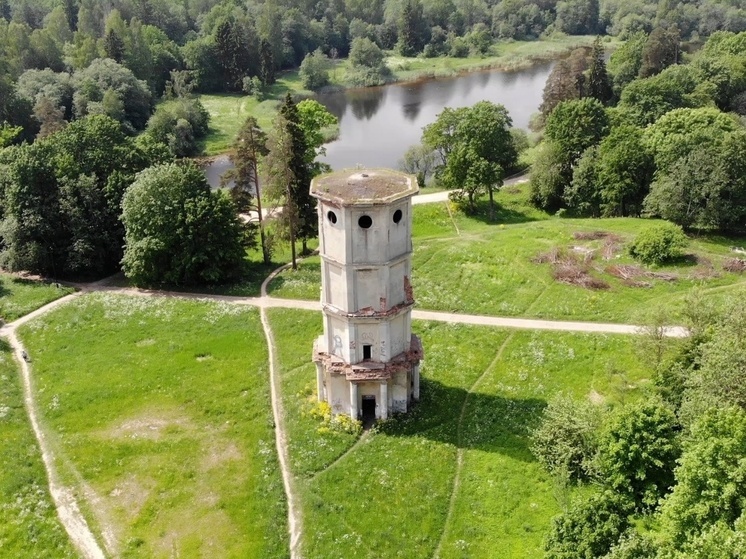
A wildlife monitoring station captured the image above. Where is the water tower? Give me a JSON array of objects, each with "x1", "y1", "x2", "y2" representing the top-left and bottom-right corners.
[{"x1": 311, "y1": 169, "x2": 423, "y2": 421}]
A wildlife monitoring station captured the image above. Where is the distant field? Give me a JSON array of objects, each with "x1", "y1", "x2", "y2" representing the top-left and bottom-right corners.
[
  {"x1": 18, "y1": 294, "x2": 287, "y2": 559},
  {"x1": 266, "y1": 184, "x2": 746, "y2": 324},
  {"x1": 0, "y1": 274, "x2": 73, "y2": 322},
  {"x1": 0, "y1": 339, "x2": 77, "y2": 558},
  {"x1": 268, "y1": 308, "x2": 651, "y2": 558}
]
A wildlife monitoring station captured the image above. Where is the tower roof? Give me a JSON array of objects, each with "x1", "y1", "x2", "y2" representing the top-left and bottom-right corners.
[{"x1": 310, "y1": 168, "x2": 418, "y2": 206}]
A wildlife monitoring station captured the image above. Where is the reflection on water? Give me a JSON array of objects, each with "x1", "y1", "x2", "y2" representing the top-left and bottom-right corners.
[
  {"x1": 203, "y1": 62, "x2": 555, "y2": 186},
  {"x1": 317, "y1": 61, "x2": 554, "y2": 170}
]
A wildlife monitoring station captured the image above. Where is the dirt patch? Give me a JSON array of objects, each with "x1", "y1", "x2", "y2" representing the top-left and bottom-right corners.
[
  {"x1": 109, "y1": 475, "x2": 153, "y2": 522},
  {"x1": 723, "y1": 258, "x2": 746, "y2": 273},
  {"x1": 135, "y1": 338, "x2": 156, "y2": 347},
  {"x1": 588, "y1": 389, "x2": 605, "y2": 405},
  {"x1": 606, "y1": 264, "x2": 678, "y2": 284},
  {"x1": 104, "y1": 410, "x2": 193, "y2": 441},
  {"x1": 534, "y1": 247, "x2": 609, "y2": 290},
  {"x1": 573, "y1": 230, "x2": 613, "y2": 241},
  {"x1": 200, "y1": 441, "x2": 242, "y2": 471}
]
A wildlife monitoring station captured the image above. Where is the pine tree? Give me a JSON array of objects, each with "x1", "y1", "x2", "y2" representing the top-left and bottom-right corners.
[
  {"x1": 587, "y1": 37, "x2": 613, "y2": 105},
  {"x1": 278, "y1": 94, "x2": 315, "y2": 255},
  {"x1": 224, "y1": 116, "x2": 269, "y2": 263},
  {"x1": 103, "y1": 29, "x2": 125, "y2": 62},
  {"x1": 260, "y1": 39, "x2": 275, "y2": 86}
]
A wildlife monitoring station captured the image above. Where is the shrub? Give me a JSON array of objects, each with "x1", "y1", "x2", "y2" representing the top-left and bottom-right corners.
[
  {"x1": 545, "y1": 490, "x2": 633, "y2": 559},
  {"x1": 531, "y1": 392, "x2": 601, "y2": 482},
  {"x1": 628, "y1": 222, "x2": 687, "y2": 265}
]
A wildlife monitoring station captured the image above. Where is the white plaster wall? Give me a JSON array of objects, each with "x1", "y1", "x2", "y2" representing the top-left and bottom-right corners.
[
  {"x1": 327, "y1": 316, "x2": 351, "y2": 362},
  {"x1": 325, "y1": 262, "x2": 348, "y2": 310},
  {"x1": 319, "y1": 204, "x2": 347, "y2": 263},
  {"x1": 328, "y1": 373, "x2": 350, "y2": 415},
  {"x1": 392, "y1": 371, "x2": 409, "y2": 413},
  {"x1": 351, "y1": 207, "x2": 386, "y2": 264},
  {"x1": 354, "y1": 268, "x2": 383, "y2": 311},
  {"x1": 357, "y1": 324, "x2": 379, "y2": 362},
  {"x1": 386, "y1": 203, "x2": 410, "y2": 260},
  {"x1": 389, "y1": 261, "x2": 406, "y2": 307},
  {"x1": 391, "y1": 316, "x2": 405, "y2": 357}
]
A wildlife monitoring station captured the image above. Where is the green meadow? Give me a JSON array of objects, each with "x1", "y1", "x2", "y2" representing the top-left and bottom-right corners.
[
  {"x1": 267, "y1": 184, "x2": 746, "y2": 324},
  {"x1": 17, "y1": 294, "x2": 287, "y2": 558},
  {"x1": 0, "y1": 274, "x2": 73, "y2": 323},
  {"x1": 267, "y1": 308, "x2": 651, "y2": 558}
]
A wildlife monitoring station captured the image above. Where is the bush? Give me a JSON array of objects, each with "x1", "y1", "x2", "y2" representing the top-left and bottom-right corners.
[
  {"x1": 299, "y1": 49, "x2": 331, "y2": 91},
  {"x1": 628, "y1": 222, "x2": 687, "y2": 265},
  {"x1": 545, "y1": 491, "x2": 633, "y2": 559},
  {"x1": 530, "y1": 392, "x2": 601, "y2": 482},
  {"x1": 597, "y1": 399, "x2": 680, "y2": 511}
]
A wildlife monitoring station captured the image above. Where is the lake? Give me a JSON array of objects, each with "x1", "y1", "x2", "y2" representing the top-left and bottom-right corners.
[{"x1": 203, "y1": 61, "x2": 554, "y2": 186}]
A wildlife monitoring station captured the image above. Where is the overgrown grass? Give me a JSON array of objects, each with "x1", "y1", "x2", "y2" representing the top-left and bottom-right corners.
[
  {"x1": 0, "y1": 339, "x2": 77, "y2": 558},
  {"x1": 18, "y1": 294, "x2": 287, "y2": 558},
  {"x1": 267, "y1": 184, "x2": 746, "y2": 324},
  {"x1": 267, "y1": 308, "x2": 651, "y2": 558},
  {"x1": 0, "y1": 274, "x2": 73, "y2": 322}
]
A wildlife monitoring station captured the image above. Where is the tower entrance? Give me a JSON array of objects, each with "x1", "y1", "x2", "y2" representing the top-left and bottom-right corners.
[{"x1": 361, "y1": 395, "x2": 376, "y2": 424}]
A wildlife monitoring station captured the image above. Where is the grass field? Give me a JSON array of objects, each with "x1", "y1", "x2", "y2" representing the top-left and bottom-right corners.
[
  {"x1": 267, "y1": 308, "x2": 652, "y2": 558},
  {"x1": 18, "y1": 294, "x2": 287, "y2": 558},
  {"x1": 0, "y1": 274, "x2": 73, "y2": 323},
  {"x1": 266, "y1": 184, "x2": 746, "y2": 324},
  {"x1": 0, "y1": 339, "x2": 77, "y2": 558}
]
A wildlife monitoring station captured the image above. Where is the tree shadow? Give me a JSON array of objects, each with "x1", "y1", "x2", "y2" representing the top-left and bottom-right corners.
[
  {"x1": 378, "y1": 377, "x2": 547, "y2": 464},
  {"x1": 458, "y1": 198, "x2": 541, "y2": 226}
]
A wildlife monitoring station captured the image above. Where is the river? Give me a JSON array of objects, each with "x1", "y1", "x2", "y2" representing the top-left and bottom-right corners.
[{"x1": 203, "y1": 60, "x2": 554, "y2": 186}]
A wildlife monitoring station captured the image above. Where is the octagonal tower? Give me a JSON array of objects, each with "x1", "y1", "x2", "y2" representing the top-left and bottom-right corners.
[{"x1": 311, "y1": 169, "x2": 423, "y2": 421}]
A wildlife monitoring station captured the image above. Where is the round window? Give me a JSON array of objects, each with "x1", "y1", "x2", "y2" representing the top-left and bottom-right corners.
[
  {"x1": 327, "y1": 210, "x2": 337, "y2": 224},
  {"x1": 393, "y1": 209, "x2": 403, "y2": 223},
  {"x1": 358, "y1": 215, "x2": 373, "y2": 229}
]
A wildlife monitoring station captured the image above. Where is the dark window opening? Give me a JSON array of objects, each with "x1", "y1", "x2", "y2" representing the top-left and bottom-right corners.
[
  {"x1": 362, "y1": 395, "x2": 376, "y2": 421},
  {"x1": 363, "y1": 344, "x2": 372, "y2": 360},
  {"x1": 393, "y1": 209, "x2": 403, "y2": 223},
  {"x1": 358, "y1": 215, "x2": 372, "y2": 229},
  {"x1": 327, "y1": 210, "x2": 337, "y2": 224}
]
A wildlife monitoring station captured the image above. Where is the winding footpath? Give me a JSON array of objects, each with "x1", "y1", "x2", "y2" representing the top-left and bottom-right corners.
[{"x1": 0, "y1": 273, "x2": 687, "y2": 559}]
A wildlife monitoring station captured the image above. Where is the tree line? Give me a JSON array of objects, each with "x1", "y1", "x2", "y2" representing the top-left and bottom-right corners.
[
  {"x1": 0, "y1": 89, "x2": 335, "y2": 285},
  {"x1": 530, "y1": 29, "x2": 746, "y2": 233}
]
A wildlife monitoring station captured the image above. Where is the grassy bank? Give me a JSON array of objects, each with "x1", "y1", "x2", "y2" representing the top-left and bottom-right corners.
[
  {"x1": 199, "y1": 35, "x2": 603, "y2": 156},
  {"x1": 266, "y1": 183, "x2": 746, "y2": 324},
  {"x1": 268, "y1": 308, "x2": 650, "y2": 558},
  {"x1": 18, "y1": 294, "x2": 287, "y2": 558},
  {"x1": 0, "y1": 274, "x2": 73, "y2": 323},
  {"x1": 0, "y1": 339, "x2": 77, "y2": 558}
]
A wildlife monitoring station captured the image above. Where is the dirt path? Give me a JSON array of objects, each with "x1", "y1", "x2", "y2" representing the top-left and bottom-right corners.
[
  {"x1": 0, "y1": 265, "x2": 686, "y2": 559},
  {"x1": 259, "y1": 264, "x2": 304, "y2": 559},
  {"x1": 1, "y1": 293, "x2": 107, "y2": 559}
]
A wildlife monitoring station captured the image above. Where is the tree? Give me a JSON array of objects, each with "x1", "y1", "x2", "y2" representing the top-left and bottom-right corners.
[
  {"x1": 639, "y1": 26, "x2": 680, "y2": 78},
  {"x1": 33, "y1": 96, "x2": 67, "y2": 139},
  {"x1": 121, "y1": 162, "x2": 246, "y2": 286},
  {"x1": 587, "y1": 37, "x2": 613, "y2": 105},
  {"x1": 397, "y1": 0, "x2": 427, "y2": 56},
  {"x1": 607, "y1": 31, "x2": 646, "y2": 97},
  {"x1": 555, "y1": 0, "x2": 600, "y2": 35},
  {"x1": 539, "y1": 48, "x2": 590, "y2": 120},
  {"x1": 296, "y1": 99, "x2": 337, "y2": 176},
  {"x1": 399, "y1": 143, "x2": 436, "y2": 186},
  {"x1": 264, "y1": 112, "x2": 300, "y2": 269},
  {"x1": 643, "y1": 107, "x2": 739, "y2": 174},
  {"x1": 545, "y1": 491, "x2": 632, "y2": 559},
  {"x1": 348, "y1": 36, "x2": 390, "y2": 86},
  {"x1": 103, "y1": 29, "x2": 125, "y2": 62},
  {"x1": 422, "y1": 101, "x2": 517, "y2": 217},
  {"x1": 299, "y1": 49, "x2": 331, "y2": 91},
  {"x1": 224, "y1": 116, "x2": 269, "y2": 263},
  {"x1": 659, "y1": 406, "x2": 746, "y2": 550},
  {"x1": 597, "y1": 399, "x2": 680, "y2": 511},
  {"x1": 279, "y1": 94, "x2": 315, "y2": 255}
]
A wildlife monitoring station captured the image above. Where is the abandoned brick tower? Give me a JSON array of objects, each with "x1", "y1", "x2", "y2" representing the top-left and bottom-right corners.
[{"x1": 311, "y1": 169, "x2": 423, "y2": 421}]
